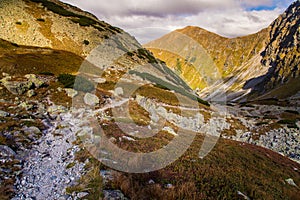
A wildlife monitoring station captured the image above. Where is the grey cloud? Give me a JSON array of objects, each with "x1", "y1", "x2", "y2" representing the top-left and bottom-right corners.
[
  {"x1": 62, "y1": 0, "x2": 238, "y2": 17},
  {"x1": 60, "y1": 0, "x2": 290, "y2": 43}
]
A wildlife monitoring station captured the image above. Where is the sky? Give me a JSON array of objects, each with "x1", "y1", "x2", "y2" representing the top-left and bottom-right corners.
[{"x1": 61, "y1": 0, "x2": 295, "y2": 44}]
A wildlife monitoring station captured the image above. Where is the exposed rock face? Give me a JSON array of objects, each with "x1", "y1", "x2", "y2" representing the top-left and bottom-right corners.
[
  {"x1": 251, "y1": 1, "x2": 300, "y2": 97},
  {"x1": 0, "y1": 0, "x2": 124, "y2": 57}
]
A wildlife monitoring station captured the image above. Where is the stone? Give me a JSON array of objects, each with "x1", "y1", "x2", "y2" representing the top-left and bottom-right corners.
[
  {"x1": 77, "y1": 192, "x2": 89, "y2": 198},
  {"x1": 25, "y1": 74, "x2": 45, "y2": 88},
  {"x1": 0, "y1": 110, "x2": 9, "y2": 117},
  {"x1": 285, "y1": 178, "x2": 298, "y2": 187},
  {"x1": 47, "y1": 105, "x2": 67, "y2": 114},
  {"x1": 27, "y1": 89, "x2": 36, "y2": 98},
  {"x1": 3, "y1": 80, "x2": 33, "y2": 95},
  {"x1": 23, "y1": 126, "x2": 41, "y2": 135},
  {"x1": 93, "y1": 78, "x2": 106, "y2": 83},
  {"x1": 114, "y1": 87, "x2": 124, "y2": 96},
  {"x1": 103, "y1": 190, "x2": 128, "y2": 200},
  {"x1": 122, "y1": 136, "x2": 135, "y2": 141},
  {"x1": 162, "y1": 127, "x2": 178, "y2": 136},
  {"x1": 0, "y1": 145, "x2": 16, "y2": 157},
  {"x1": 19, "y1": 102, "x2": 33, "y2": 110},
  {"x1": 64, "y1": 88, "x2": 78, "y2": 98},
  {"x1": 2, "y1": 72, "x2": 9, "y2": 77},
  {"x1": 84, "y1": 93, "x2": 99, "y2": 106}
]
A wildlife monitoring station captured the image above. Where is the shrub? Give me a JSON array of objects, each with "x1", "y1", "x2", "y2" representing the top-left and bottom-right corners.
[
  {"x1": 277, "y1": 119, "x2": 296, "y2": 124},
  {"x1": 39, "y1": 71, "x2": 54, "y2": 76},
  {"x1": 58, "y1": 73, "x2": 94, "y2": 92},
  {"x1": 58, "y1": 73, "x2": 75, "y2": 88},
  {"x1": 37, "y1": 18, "x2": 45, "y2": 22},
  {"x1": 83, "y1": 40, "x2": 90, "y2": 45},
  {"x1": 71, "y1": 17, "x2": 96, "y2": 26}
]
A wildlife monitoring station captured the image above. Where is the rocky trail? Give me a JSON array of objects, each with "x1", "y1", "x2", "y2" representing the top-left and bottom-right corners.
[{"x1": 12, "y1": 110, "x2": 87, "y2": 200}]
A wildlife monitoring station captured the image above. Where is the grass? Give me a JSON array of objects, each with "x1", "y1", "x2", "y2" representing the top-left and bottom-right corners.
[
  {"x1": 110, "y1": 137, "x2": 300, "y2": 199},
  {"x1": 29, "y1": 0, "x2": 121, "y2": 34},
  {"x1": 0, "y1": 45, "x2": 83, "y2": 76},
  {"x1": 128, "y1": 70, "x2": 210, "y2": 106},
  {"x1": 66, "y1": 143, "x2": 103, "y2": 199},
  {"x1": 92, "y1": 115, "x2": 300, "y2": 200}
]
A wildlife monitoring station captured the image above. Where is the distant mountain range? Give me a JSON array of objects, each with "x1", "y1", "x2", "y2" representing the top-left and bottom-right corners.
[{"x1": 145, "y1": 1, "x2": 300, "y2": 102}]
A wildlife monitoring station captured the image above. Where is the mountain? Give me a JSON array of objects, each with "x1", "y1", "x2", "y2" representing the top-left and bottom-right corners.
[
  {"x1": 145, "y1": 1, "x2": 300, "y2": 102},
  {"x1": 0, "y1": 1, "x2": 299, "y2": 200},
  {"x1": 247, "y1": 1, "x2": 300, "y2": 100}
]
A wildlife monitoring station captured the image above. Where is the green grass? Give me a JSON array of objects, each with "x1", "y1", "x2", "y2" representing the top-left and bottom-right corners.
[{"x1": 128, "y1": 70, "x2": 210, "y2": 106}]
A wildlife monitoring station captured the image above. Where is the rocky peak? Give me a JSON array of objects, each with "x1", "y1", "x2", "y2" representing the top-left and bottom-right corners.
[{"x1": 254, "y1": 0, "x2": 300, "y2": 96}]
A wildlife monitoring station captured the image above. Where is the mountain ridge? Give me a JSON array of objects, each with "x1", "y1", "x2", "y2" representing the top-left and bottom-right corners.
[{"x1": 145, "y1": 1, "x2": 299, "y2": 102}]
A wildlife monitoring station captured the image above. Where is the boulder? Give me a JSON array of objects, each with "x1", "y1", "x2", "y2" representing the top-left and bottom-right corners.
[
  {"x1": 64, "y1": 88, "x2": 78, "y2": 98},
  {"x1": 27, "y1": 89, "x2": 36, "y2": 97},
  {"x1": 0, "y1": 110, "x2": 9, "y2": 117},
  {"x1": 2, "y1": 80, "x2": 33, "y2": 95},
  {"x1": 0, "y1": 145, "x2": 16, "y2": 157},
  {"x1": 25, "y1": 74, "x2": 45, "y2": 88},
  {"x1": 23, "y1": 126, "x2": 41, "y2": 135},
  {"x1": 19, "y1": 102, "x2": 34, "y2": 110},
  {"x1": 84, "y1": 93, "x2": 99, "y2": 106},
  {"x1": 103, "y1": 190, "x2": 128, "y2": 200},
  {"x1": 285, "y1": 178, "x2": 298, "y2": 187},
  {"x1": 114, "y1": 87, "x2": 124, "y2": 96}
]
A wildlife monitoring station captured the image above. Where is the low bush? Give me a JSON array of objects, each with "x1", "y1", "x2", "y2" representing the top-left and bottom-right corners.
[
  {"x1": 39, "y1": 71, "x2": 54, "y2": 76},
  {"x1": 83, "y1": 40, "x2": 90, "y2": 45},
  {"x1": 37, "y1": 18, "x2": 45, "y2": 22},
  {"x1": 58, "y1": 74, "x2": 94, "y2": 92}
]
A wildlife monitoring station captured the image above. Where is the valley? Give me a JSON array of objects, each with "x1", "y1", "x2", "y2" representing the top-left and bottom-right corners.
[{"x1": 0, "y1": 0, "x2": 299, "y2": 200}]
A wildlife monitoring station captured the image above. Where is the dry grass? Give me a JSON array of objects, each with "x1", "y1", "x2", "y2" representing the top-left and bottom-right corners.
[{"x1": 105, "y1": 132, "x2": 300, "y2": 200}]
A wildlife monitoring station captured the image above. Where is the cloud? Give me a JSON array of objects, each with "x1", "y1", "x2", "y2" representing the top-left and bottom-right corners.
[{"x1": 61, "y1": 0, "x2": 294, "y2": 43}]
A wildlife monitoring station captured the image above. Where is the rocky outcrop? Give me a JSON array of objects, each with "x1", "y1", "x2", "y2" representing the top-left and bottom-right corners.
[
  {"x1": 0, "y1": 0, "x2": 123, "y2": 57},
  {"x1": 250, "y1": 1, "x2": 300, "y2": 98}
]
